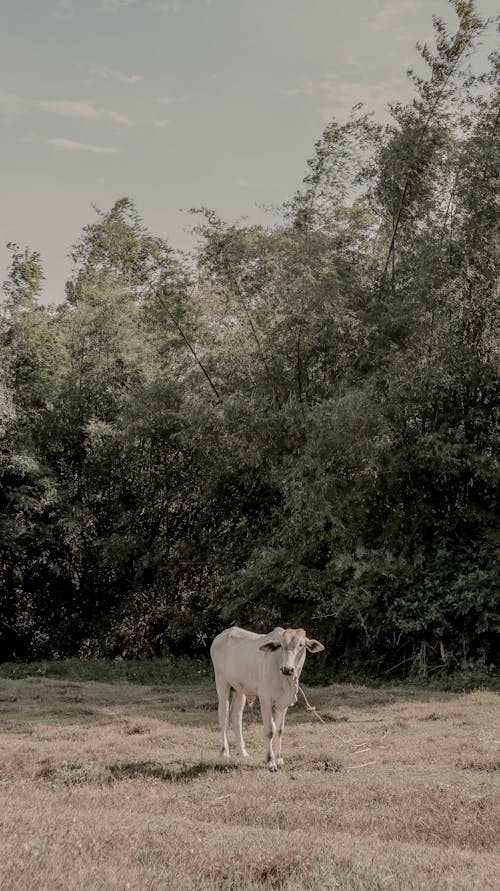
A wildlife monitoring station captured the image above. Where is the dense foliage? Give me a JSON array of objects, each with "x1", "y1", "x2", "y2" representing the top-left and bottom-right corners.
[{"x1": 1, "y1": 2, "x2": 498, "y2": 677}]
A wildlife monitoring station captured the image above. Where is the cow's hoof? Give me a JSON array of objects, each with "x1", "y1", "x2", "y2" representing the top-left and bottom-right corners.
[
  {"x1": 276, "y1": 758, "x2": 284, "y2": 769},
  {"x1": 266, "y1": 763, "x2": 278, "y2": 772},
  {"x1": 239, "y1": 750, "x2": 249, "y2": 758}
]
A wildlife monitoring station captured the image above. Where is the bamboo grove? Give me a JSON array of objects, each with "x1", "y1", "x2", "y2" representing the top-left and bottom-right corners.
[{"x1": 1, "y1": 2, "x2": 498, "y2": 678}]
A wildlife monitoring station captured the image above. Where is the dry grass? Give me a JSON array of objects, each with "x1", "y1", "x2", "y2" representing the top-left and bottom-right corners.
[{"x1": 0, "y1": 674, "x2": 498, "y2": 890}]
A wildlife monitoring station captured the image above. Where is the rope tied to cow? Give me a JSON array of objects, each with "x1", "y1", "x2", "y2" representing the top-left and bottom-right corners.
[{"x1": 297, "y1": 683, "x2": 373, "y2": 751}]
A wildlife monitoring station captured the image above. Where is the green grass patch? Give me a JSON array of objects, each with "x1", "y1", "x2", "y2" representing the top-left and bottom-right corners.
[
  {"x1": 108, "y1": 760, "x2": 239, "y2": 783},
  {"x1": 0, "y1": 656, "x2": 497, "y2": 698},
  {"x1": 0, "y1": 656, "x2": 211, "y2": 686},
  {"x1": 36, "y1": 759, "x2": 240, "y2": 786},
  {"x1": 457, "y1": 759, "x2": 500, "y2": 773},
  {"x1": 36, "y1": 762, "x2": 106, "y2": 785}
]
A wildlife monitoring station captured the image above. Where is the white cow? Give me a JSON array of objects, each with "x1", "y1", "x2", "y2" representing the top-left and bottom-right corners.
[{"x1": 210, "y1": 626, "x2": 324, "y2": 771}]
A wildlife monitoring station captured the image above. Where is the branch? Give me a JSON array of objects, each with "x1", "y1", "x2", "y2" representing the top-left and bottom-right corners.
[
  {"x1": 296, "y1": 320, "x2": 304, "y2": 403},
  {"x1": 382, "y1": 21, "x2": 485, "y2": 280},
  {"x1": 215, "y1": 244, "x2": 277, "y2": 386},
  {"x1": 155, "y1": 288, "x2": 222, "y2": 402}
]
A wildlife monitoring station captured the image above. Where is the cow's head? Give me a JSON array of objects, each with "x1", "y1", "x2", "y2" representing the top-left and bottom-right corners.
[{"x1": 259, "y1": 627, "x2": 324, "y2": 678}]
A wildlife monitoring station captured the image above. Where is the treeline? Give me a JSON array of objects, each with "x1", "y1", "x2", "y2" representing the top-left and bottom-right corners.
[{"x1": 1, "y1": 2, "x2": 498, "y2": 677}]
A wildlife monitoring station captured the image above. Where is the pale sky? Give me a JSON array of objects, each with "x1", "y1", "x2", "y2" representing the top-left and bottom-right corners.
[{"x1": 0, "y1": 0, "x2": 497, "y2": 302}]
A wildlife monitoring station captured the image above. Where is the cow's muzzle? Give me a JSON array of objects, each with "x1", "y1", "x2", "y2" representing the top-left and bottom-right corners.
[{"x1": 280, "y1": 666, "x2": 295, "y2": 676}]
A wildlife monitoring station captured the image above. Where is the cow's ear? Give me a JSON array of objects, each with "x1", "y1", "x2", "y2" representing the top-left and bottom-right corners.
[
  {"x1": 305, "y1": 638, "x2": 324, "y2": 653},
  {"x1": 259, "y1": 641, "x2": 282, "y2": 652}
]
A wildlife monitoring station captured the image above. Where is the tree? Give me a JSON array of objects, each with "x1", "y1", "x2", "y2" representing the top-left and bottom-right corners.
[{"x1": 3, "y1": 243, "x2": 44, "y2": 308}]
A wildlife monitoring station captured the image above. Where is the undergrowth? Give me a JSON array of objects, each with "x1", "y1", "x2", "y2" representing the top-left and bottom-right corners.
[{"x1": 0, "y1": 656, "x2": 497, "y2": 692}]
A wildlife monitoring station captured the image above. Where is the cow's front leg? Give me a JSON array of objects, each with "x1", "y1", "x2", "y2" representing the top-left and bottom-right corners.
[
  {"x1": 260, "y1": 698, "x2": 277, "y2": 770},
  {"x1": 274, "y1": 707, "x2": 287, "y2": 768},
  {"x1": 231, "y1": 691, "x2": 249, "y2": 757}
]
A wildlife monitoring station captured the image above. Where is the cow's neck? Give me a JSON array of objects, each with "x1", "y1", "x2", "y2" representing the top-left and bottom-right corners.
[{"x1": 279, "y1": 672, "x2": 299, "y2": 706}]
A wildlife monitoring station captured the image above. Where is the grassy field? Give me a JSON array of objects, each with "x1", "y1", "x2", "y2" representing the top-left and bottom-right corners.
[{"x1": 0, "y1": 667, "x2": 498, "y2": 890}]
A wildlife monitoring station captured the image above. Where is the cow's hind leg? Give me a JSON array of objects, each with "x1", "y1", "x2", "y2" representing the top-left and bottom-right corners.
[
  {"x1": 215, "y1": 674, "x2": 231, "y2": 759},
  {"x1": 260, "y1": 698, "x2": 277, "y2": 771},
  {"x1": 231, "y1": 691, "x2": 249, "y2": 758}
]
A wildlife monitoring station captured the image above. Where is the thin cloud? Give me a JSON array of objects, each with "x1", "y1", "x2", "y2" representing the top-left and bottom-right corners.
[
  {"x1": 284, "y1": 79, "x2": 336, "y2": 98},
  {"x1": 318, "y1": 79, "x2": 409, "y2": 123},
  {"x1": 284, "y1": 75, "x2": 409, "y2": 123},
  {"x1": 107, "y1": 109, "x2": 133, "y2": 125},
  {"x1": 89, "y1": 66, "x2": 143, "y2": 84},
  {"x1": 155, "y1": 118, "x2": 170, "y2": 128},
  {"x1": 59, "y1": 0, "x2": 139, "y2": 11},
  {"x1": 96, "y1": 0, "x2": 138, "y2": 9},
  {"x1": 153, "y1": 2, "x2": 183, "y2": 13},
  {"x1": 37, "y1": 99, "x2": 98, "y2": 117},
  {"x1": 52, "y1": 0, "x2": 74, "y2": 18},
  {"x1": 0, "y1": 88, "x2": 25, "y2": 117},
  {"x1": 376, "y1": 1, "x2": 419, "y2": 20},
  {"x1": 159, "y1": 94, "x2": 190, "y2": 106},
  {"x1": 1, "y1": 89, "x2": 134, "y2": 126},
  {"x1": 371, "y1": 1, "x2": 420, "y2": 33},
  {"x1": 35, "y1": 98, "x2": 133, "y2": 125},
  {"x1": 43, "y1": 137, "x2": 118, "y2": 154}
]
